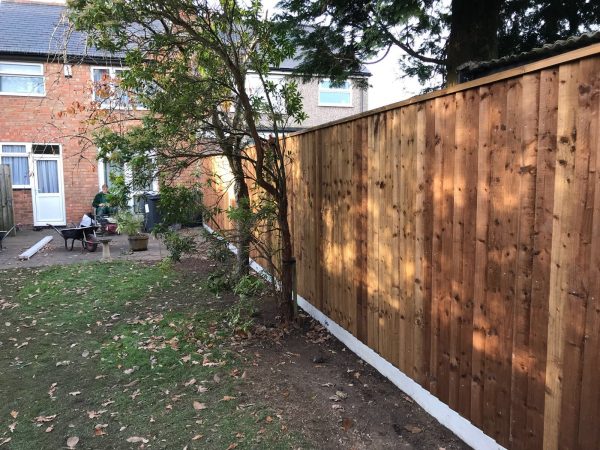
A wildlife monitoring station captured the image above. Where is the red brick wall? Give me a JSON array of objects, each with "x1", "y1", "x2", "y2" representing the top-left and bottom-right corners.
[
  {"x1": 0, "y1": 62, "x2": 129, "y2": 226},
  {"x1": 12, "y1": 189, "x2": 33, "y2": 226}
]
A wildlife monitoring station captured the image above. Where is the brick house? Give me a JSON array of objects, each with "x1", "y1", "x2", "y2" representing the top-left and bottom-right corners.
[{"x1": 0, "y1": 0, "x2": 369, "y2": 227}]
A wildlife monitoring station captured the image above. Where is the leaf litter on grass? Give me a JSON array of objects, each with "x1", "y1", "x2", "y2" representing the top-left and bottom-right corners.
[{"x1": 0, "y1": 262, "x2": 305, "y2": 449}]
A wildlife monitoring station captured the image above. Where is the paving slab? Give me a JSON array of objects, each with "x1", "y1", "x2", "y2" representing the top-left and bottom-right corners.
[{"x1": 0, "y1": 228, "x2": 166, "y2": 268}]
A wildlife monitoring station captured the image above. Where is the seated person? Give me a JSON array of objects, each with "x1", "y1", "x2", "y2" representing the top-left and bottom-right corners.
[{"x1": 93, "y1": 184, "x2": 115, "y2": 216}]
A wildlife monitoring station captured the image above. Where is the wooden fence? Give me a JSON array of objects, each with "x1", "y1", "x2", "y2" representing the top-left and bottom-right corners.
[
  {"x1": 203, "y1": 45, "x2": 600, "y2": 449},
  {"x1": 0, "y1": 165, "x2": 15, "y2": 234}
]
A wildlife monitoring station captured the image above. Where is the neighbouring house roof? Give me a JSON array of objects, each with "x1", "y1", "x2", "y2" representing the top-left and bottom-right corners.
[
  {"x1": 0, "y1": 0, "x2": 370, "y2": 77},
  {"x1": 457, "y1": 31, "x2": 600, "y2": 82},
  {"x1": 0, "y1": 0, "x2": 121, "y2": 63}
]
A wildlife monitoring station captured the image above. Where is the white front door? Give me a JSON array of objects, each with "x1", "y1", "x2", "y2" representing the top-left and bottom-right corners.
[{"x1": 31, "y1": 146, "x2": 66, "y2": 226}]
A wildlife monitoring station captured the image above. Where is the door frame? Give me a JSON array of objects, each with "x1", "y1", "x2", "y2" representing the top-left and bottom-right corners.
[{"x1": 31, "y1": 144, "x2": 66, "y2": 226}]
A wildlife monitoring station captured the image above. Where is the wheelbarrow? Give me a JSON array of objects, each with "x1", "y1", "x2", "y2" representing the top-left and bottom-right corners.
[
  {"x1": 48, "y1": 224, "x2": 99, "y2": 252},
  {"x1": 0, "y1": 225, "x2": 16, "y2": 251}
]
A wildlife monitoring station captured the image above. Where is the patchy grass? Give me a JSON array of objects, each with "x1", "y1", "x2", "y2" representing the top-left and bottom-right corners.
[{"x1": 0, "y1": 261, "x2": 303, "y2": 449}]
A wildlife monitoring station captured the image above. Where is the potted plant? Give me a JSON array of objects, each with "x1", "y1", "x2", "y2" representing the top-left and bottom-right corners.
[{"x1": 116, "y1": 210, "x2": 149, "y2": 251}]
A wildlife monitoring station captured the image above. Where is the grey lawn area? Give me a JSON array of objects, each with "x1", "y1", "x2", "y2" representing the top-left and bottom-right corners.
[{"x1": 0, "y1": 228, "x2": 167, "y2": 268}]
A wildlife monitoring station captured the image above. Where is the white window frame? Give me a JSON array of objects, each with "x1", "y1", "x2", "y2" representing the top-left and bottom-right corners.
[
  {"x1": 0, "y1": 142, "x2": 32, "y2": 188},
  {"x1": 0, "y1": 61, "x2": 46, "y2": 97},
  {"x1": 318, "y1": 79, "x2": 353, "y2": 108},
  {"x1": 90, "y1": 66, "x2": 146, "y2": 110}
]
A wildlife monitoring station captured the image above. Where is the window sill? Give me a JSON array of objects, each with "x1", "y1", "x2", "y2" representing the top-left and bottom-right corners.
[
  {"x1": 317, "y1": 103, "x2": 354, "y2": 108},
  {"x1": 0, "y1": 92, "x2": 46, "y2": 98},
  {"x1": 11, "y1": 186, "x2": 31, "y2": 190}
]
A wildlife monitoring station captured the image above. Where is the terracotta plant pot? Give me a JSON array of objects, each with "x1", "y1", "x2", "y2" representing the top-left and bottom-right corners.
[{"x1": 128, "y1": 234, "x2": 149, "y2": 251}]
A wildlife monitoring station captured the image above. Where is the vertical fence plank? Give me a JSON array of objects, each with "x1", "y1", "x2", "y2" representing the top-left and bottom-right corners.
[
  {"x1": 404, "y1": 105, "x2": 417, "y2": 376},
  {"x1": 543, "y1": 61, "x2": 579, "y2": 450},
  {"x1": 471, "y1": 85, "x2": 492, "y2": 428},
  {"x1": 367, "y1": 114, "x2": 380, "y2": 352},
  {"x1": 454, "y1": 88, "x2": 480, "y2": 418},
  {"x1": 414, "y1": 103, "x2": 428, "y2": 386},
  {"x1": 509, "y1": 72, "x2": 540, "y2": 450},
  {"x1": 355, "y1": 118, "x2": 369, "y2": 344},
  {"x1": 482, "y1": 80, "x2": 509, "y2": 444},
  {"x1": 525, "y1": 67, "x2": 558, "y2": 450},
  {"x1": 557, "y1": 57, "x2": 597, "y2": 450},
  {"x1": 577, "y1": 57, "x2": 600, "y2": 450},
  {"x1": 398, "y1": 107, "x2": 409, "y2": 372}
]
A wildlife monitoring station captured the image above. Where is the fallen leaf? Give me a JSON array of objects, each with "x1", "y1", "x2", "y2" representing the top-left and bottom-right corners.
[
  {"x1": 0, "y1": 438, "x2": 11, "y2": 446},
  {"x1": 9, "y1": 422, "x2": 16, "y2": 433},
  {"x1": 10, "y1": 411, "x2": 18, "y2": 419},
  {"x1": 66, "y1": 436, "x2": 79, "y2": 448},
  {"x1": 45, "y1": 425, "x2": 54, "y2": 433},
  {"x1": 197, "y1": 386, "x2": 208, "y2": 393},
  {"x1": 82, "y1": 350, "x2": 90, "y2": 358},
  {"x1": 126, "y1": 436, "x2": 149, "y2": 443},
  {"x1": 342, "y1": 417, "x2": 354, "y2": 431},
  {"x1": 56, "y1": 360, "x2": 71, "y2": 367},
  {"x1": 94, "y1": 424, "x2": 108, "y2": 436},
  {"x1": 404, "y1": 424, "x2": 422, "y2": 434},
  {"x1": 101, "y1": 400, "x2": 114, "y2": 407},
  {"x1": 265, "y1": 416, "x2": 273, "y2": 423},
  {"x1": 226, "y1": 444, "x2": 238, "y2": 450},
  {"x1": 192, "y1": 434, "x2": 203, "y2": 440},
  {"x1": 335, "y1": 391, "x2": 348, "y2": 399},
  {"x1": 222, "y1": 396, "x2": 235, "y2": 401},
  {"x1": 35, "y1": 415, "x2": 57, "y2": 423},
  {"x1": 48, "y1": 382, "x2": 58, "y2": 399},
  {"x1": 193, "y1": 401, "x2": 207, "y2": 411},
  {"x1": 69, "y1": 391, "x2": 82, "y2": 396},
  {"x1": 184, "y1": 378, "x2": 196, "y2": 387}
]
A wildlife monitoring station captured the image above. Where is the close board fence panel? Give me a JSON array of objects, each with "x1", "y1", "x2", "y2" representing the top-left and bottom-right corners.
[{"x1": 199, "y1": 50, "x2": 600, "y2": 450}]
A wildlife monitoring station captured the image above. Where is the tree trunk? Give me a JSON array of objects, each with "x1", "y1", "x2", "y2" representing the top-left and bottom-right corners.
[
  {"x1": 445, "y1": 0, "x2": 503, "y2": 85},
  {"x1": 277, "y1": 196, "x2": 295, "y2": 322},
  {"x1": 233, "y1": 173, "x2": 251, "y2": 279}
]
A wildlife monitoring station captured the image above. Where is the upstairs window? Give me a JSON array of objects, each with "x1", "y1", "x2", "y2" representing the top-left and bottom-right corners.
[
  {"x1": 0, "y1": 144, "x2": 30, "y2": 188},
  {"x1": 318, "y1": 80, "x2": 352, "y2": 107},
  {"x1": 0, "y1": 62, "x2": 45, "y2": 96},
  {"x1": 92, "y1": 67, "x2": 137, "y2": 109}
]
